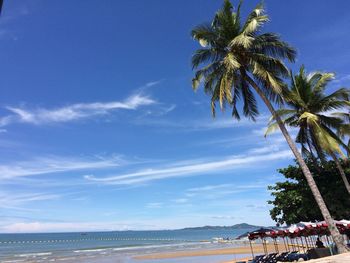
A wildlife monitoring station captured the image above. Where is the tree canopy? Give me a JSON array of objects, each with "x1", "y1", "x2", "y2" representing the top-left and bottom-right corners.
[
  {"x1": 191, "y1": 0, "x2": 295, "y2": 119},
  {"x1": 268, "y1": 159, "x2": 350, "y2": 225},
  {"x1": 266, "y1": 65, "x2": 350, "y2": 161}
]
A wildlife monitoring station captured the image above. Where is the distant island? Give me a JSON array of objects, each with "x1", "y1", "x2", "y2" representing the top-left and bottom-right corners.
[{"x1": 181, "y1": 223, "x2": 261, "y2": 231}]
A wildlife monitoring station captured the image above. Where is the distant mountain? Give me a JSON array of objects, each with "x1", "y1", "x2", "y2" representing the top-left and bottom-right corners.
[{"x1": 181, "y1": 223, "x2": 262, "y2": 231}]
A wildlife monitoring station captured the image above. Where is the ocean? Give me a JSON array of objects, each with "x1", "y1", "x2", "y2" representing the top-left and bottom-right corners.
[{"x1": 0, "y1": 229, "x2": 252, "y2": 262}]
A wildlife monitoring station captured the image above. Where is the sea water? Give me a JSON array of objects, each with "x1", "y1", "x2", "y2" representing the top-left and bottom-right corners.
[{"x1": 0, "y1": 229, "x2": 252, "y2": 262}]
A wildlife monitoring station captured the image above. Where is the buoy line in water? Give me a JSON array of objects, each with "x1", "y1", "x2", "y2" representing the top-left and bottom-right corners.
[{"x1": 0, "y1": 238, "x2": 195, "y2": 244}]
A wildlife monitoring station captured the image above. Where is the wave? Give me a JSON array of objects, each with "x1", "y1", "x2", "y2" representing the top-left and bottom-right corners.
[
  {"x1": 111, "y1": 241, "x2": 211, "y2": 251},
  {"x1": 16, "y1": 252, "x2": 52, "y2": 257},
  {"x1": 74, "y1": 248, "x2": 109, "y2": 253},
  {"x1": 1, "y1": 260, "x2": 26, "y2": 263}
]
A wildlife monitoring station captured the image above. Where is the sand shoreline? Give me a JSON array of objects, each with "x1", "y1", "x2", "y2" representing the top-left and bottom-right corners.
[
  {"x1": 134, "y1": 243, "x2": 286, "y2": 260},
  {"x1": 134, "y1": 245, "x2": 350, "y2": 263}
]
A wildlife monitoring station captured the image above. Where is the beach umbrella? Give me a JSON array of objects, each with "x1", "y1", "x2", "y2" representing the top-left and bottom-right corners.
[
  {"x1": 288, "y1": 224, "x2": 303, "y2": 234},
  {"x1": 247, "y1": 228, "x2": 275, "y2": 257},
  {"x1": 247, "y1": 227, "x2": 275, "y2": 240},
  {"x1": 340, "y1": 219, "x2": 350, "y2": 225},
  {"x1": 236, "y1": 231, "x2": 258, "y2": 258}
]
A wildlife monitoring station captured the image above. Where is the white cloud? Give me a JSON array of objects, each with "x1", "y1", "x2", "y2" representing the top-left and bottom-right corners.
[
  {"x1": 333, "y1": 74, "x2": 350, "y2": 84},
  {"x1": 187, "y1": 184, "x2": 234, "y2": 193},
  {"x1": 185, "y1": 182, "x2": 268, "y2": 199},
  {"x1": 143, "y1": 80, "x2": 163, "y2": 88},
  {"x1": 0, "y1": 219, "x2": 173, "y2": 233},
  {"x1": 248, "y1": 145, "x2": 281, "y2": 154},
  {"x1": 0, "y1": 222, "x2": 126, "y2": 233},
  {"x1": 85, "y1": 150, "x2": 293, "y2": 185},
  {"x1": 0, "y1": 115, "x2": 13, "y2": 127},
  {"x1": 0, "y1": 93, "x2": 155, "y2": 127},
  {"x1": 0, "y1": 155, "x2": 122, "y2": 180},
  {"x1": 143, "y1": 104, "x2": 176, "y2": 117},
  {"x1": 0, "y1": 192, "x2": 60, "y2": 211},
  {"x1": 134, "y1": 114, "x2": 269, "y2": 131}
]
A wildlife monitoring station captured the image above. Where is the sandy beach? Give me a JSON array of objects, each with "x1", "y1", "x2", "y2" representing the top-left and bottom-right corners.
[
  {"x1": 134, "y1": 243, "x2": 287, "y2": 261},
  {"x1": 135, "y1": 246, "x2": 350, "y2": 263}
]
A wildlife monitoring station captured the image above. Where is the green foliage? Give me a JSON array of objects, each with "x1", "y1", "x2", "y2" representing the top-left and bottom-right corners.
[
  {"x1": 268, "y1": 159, "x2": 350, "y2": 225},
  {"x1": 266, "y1": 65, "x2": 350, "y2": 161},
  {"x1": 191, "y1": 0, "x2": 296, "y2": 120}
]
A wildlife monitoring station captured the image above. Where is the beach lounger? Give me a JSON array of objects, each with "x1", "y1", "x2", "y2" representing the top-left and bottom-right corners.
[
  {"x1": 287, "y1": 252, "x2": 308, "y2": 261},
  {"x1": 251, "y1": 254, "x2": 265, "y2": 263},
  {"x1": 252, "y1": 253, "x2": 278, "y2": 263},
  {"x1": 275, "y1": 252, "x2": 289, "y2": 262},
  {"x1": 263, "y1": 253, "x2": 278, "y2": 263}
]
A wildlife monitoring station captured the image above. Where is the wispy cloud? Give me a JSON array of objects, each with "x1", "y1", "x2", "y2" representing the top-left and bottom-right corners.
[
  {"x1": 186, "y1": 184, "x2": 234, "y2": 194},
  {"x1": 0, "y1": 155, "x2": 122, "y2": 180},
  {"x1": 0, "y1": 192, "x2": 60, "y2": 211},
  {"x1": 0, "y1": 93, "x2": 155, "y2": 127},
  {"x1": 185, "y1": 182, "x2": 268, "y2": 199},
  {"x1": 142, "y1": 104, "x2": 176, "y2": 117},
  {"x1": 134, "y1": 114, "x2": 269, "y2": 131},
  {"x1": 142, "y1": 80, "x2": 163, "y2": 88},
  {"x1": 333, "y1": 74, "x2": 350, "y2": 85},
  {"x1": 0, "y1": 220, "x2": 162, "y2": 233},
  {"x1": 85, "y1": 150, "x2": 293, "y2": 185}
]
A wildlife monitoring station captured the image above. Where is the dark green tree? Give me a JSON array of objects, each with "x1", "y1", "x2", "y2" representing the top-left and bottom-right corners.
[{"x1": 268, "y1": 159, "x2": 350, "y2": 225}]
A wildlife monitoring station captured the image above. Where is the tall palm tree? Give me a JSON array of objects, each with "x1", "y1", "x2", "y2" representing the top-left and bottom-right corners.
[
  {"x1": 266, "y1": 66, "x2": 350, "y2": 194},
  {"x1": 191, "y1": 0, "x2": 348, "y2": 252}
]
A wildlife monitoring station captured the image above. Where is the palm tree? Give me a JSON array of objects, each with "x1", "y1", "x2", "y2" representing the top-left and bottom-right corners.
[
  {"x1": 266, "y1": 66, "x2": 350, "y2": 194},
  {"x1": 191, "y1": 0, "x2": 348, "y2": 252}
]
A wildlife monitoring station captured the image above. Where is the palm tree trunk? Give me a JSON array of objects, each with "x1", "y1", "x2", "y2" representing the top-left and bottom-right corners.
[
  {"x1": 245, "y1": 76, "x2": 348, "y2": 253},
  {"x1": 305, "y1": 140, "x2": 322, "y2": 174},
  {"x1": 329, "y1": 151, "x2": 350, "y2": 195}
]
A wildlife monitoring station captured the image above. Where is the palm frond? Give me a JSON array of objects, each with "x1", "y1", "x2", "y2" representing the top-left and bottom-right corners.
[
  {"x1": 310, "y1": 72, "x2": 335, "y2": 92},
  {"x1": 191, "y1": 24, "x2": 218, "y2": 47},
  {"x1": 241, "y1": 2, "x2": 268, "y2": 35},
  {"x1": 252, "y1": 33, "x2": 296, "y2": 62},
  {"x1": 265, "y1": 121, "x2": 279, "y2": 137},
  {"x1": 191, "y1": 49, "x2": 222, "y2": 69},
  {"x1": 252, "y1": 62, "x2": 285, "y2": 94},
  {"x1": 268, "y1": 108, "x2": 297, "y2": 122},
  {"x1": 224, "y1": 53, "x2": 241, "y2": 69},
  {"x1": 250, "y1": 53, "x2": 290, "y2": 78},
  {"x1": 241, "y1": 77, "x2": 258, "y2": 120},
  {"x1": 191, "y1": 0, "x2": 295, "y2": 124},
  {"x1": 230, "y1": 34, "x2": 254, "y2": 48}
]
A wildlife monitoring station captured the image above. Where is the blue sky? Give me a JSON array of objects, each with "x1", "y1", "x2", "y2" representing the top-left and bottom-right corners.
[{"x1": 0, "y1": 0, "x2": 350, "y2": 233}]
